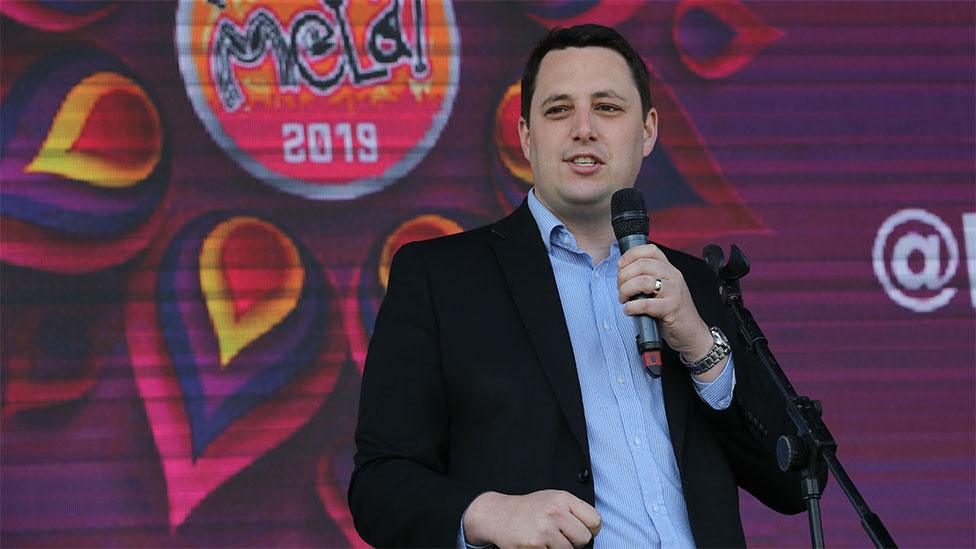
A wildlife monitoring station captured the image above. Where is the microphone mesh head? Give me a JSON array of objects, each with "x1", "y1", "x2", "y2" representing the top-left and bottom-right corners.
[{"x1": 611, "y1": 188, "x2": 649, "y2": 239}]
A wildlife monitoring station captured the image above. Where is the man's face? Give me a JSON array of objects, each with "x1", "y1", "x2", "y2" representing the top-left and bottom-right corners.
[{"x1": 519, "y1": 46, "x2": 657, "y2": 223}]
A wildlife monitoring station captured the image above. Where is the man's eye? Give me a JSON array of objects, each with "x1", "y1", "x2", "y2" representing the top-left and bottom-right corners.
[
  {"x1": 597, "y1": 104, "x2": 621, "y2": 112},
  {"x1": 545, "y1": 106, "x2": 569, "y2": 115}
]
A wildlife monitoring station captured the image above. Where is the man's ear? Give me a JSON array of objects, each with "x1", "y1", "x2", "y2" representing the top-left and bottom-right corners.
[
  {"x1": 642, "y1": 108, "x2": 658, "y2": 158},
  {"x1": 518, "y1": 116, "x2": 531, "y2": 160}
]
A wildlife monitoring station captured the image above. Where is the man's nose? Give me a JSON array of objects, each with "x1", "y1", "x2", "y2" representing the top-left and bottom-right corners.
[{"x1": 572, "y1": 110, "x2": 597, "y2": 141}]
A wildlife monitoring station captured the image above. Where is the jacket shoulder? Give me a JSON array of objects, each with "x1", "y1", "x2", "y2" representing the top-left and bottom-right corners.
[{"x1": 397, "y1": 223, "x2": 497, "y2": 254}]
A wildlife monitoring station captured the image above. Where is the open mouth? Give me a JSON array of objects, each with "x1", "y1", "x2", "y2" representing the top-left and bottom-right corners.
[
  {"x1": 567, "y1": 151, "x2": 606, "y2": 168},
  {"x1": 570, "y1": 156, "x2": 598, "y2": 166}
]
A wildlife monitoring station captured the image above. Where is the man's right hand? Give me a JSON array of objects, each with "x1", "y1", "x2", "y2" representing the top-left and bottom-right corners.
[{"x1": 462, "y1": 490, "x2": 601, "y2": 548}]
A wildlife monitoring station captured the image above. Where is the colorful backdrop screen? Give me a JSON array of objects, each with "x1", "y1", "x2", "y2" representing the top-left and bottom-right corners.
[{"x1": 1, "y1": 1, "x2": 974, "y2": 547}]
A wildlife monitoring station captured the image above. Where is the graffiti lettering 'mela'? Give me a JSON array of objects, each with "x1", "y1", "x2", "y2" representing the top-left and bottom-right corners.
[{"x1": 177, "y1": 0, "x2": 459, "y2": 200}]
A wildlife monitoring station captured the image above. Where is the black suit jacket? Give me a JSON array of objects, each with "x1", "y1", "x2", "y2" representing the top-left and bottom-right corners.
[{"x1": 350, "y1": 202, "x2": 813, "y2": 548}]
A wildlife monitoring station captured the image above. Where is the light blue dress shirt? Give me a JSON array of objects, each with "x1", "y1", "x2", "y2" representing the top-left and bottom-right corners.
[{"x1": 461, "y1": 190, "x2": 735, "y2": 548}]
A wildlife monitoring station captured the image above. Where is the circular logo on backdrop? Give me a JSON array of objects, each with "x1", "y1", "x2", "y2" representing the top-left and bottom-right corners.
[{"x1": 176, "y1": 0, "x2": 460, "y2": 200}]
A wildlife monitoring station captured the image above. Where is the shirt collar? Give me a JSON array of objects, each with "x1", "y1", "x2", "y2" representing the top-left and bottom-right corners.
[
  {"x1": 526, "y1": 188, "x2": 568, "y2": 253},
  {"x1": 526, "y1": 188, "x2": 622, "y2": 260}
]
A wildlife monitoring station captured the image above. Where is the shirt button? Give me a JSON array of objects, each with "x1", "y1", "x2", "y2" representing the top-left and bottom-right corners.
[
  {"x1": 603, "y1": 321, "x2": 610, "y2": 331},
  {"x1": 652, "y1": 504, "x2": 660, "y2": 513},
  {"x1": 578, "y1": 467, "x2": 591, "y2": 483},
  {"x1": 616, "y1": 376, "x2": 626, "y2": 385},
  {"x1": 633, "y1": 437, "x2": 642, "y2": 447}
]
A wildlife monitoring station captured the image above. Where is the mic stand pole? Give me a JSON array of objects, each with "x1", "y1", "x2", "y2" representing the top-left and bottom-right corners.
[{"x1": 703, "y1": 244, "x2": 896, "y2": 549}]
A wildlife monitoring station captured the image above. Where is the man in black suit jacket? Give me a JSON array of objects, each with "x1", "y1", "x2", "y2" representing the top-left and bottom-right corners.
[{"x1": 350, "y1": 24, "x2": 817, "y2": 548}]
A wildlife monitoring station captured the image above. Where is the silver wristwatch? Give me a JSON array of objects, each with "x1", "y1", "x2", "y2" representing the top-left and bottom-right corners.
[{"x1": 680, "y1": 326, "x2": 731, "y2": 375}]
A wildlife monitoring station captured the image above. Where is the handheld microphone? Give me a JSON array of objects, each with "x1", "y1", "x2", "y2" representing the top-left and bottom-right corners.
[{"x1": 611, "y1": 188, "x2": 663, "y2": 378}]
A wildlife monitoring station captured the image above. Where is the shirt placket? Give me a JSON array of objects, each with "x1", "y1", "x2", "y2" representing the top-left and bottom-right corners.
[{"x1": 591, "y1": 256, "x2": 679, "y2": 543}]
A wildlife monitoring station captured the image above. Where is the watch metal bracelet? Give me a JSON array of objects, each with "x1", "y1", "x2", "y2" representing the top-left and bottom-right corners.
[{"x1": 680, "y1": 326, "x2": 731, "y2": 375}]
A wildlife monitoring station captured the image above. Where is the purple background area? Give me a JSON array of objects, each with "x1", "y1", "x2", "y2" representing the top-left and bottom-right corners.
[{"x1": 2, "y1": 1, "x2": 974, "y2": 547}]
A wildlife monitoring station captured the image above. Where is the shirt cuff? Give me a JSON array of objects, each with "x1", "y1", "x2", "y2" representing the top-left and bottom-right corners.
[
  {"x1": 692, "y1": 353, "x2": 736, "y2": 410},
  {"x1": 458, "y1": 509, "x2": 494, "y2": 549}
]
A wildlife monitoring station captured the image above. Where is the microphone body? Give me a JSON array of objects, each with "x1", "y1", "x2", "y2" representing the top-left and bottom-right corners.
[{"x1": 611, "y1": 189, "x2": 664, "y2": 377}]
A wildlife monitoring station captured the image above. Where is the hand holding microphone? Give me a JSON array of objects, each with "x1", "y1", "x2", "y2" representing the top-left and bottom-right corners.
[
  {"x1": 611, "y1": 188, "x2": 664, "y2": 376},
  {"x1": 612, "y1": 188, "x2": 719, "y2": 379}
]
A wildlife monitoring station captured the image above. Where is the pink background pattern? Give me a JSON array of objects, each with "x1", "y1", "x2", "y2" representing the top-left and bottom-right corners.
[{"x1": 2, "y1": 1, "x2": 974, "y2": 547}]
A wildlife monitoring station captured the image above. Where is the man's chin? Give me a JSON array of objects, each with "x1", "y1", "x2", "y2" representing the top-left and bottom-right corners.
[
  {"x1": 562, "y1": 186, "x2": 614, "y2": 206},
  {"x1": 558, "y1": 192, "x2": 616, "y2": 218}
]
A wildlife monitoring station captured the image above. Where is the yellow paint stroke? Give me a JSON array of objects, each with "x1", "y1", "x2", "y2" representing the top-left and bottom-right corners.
[
  {"x1": 199, "y1": 217, "x2": 304, "y2": 369},
  {"x1": 25, "y1": 71, "x2": 162, "y2": 188}
]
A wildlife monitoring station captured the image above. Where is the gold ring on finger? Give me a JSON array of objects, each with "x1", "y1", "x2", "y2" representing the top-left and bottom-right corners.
[{"x1": 650, "y1": 278, "x2": 663, "y2": 297}]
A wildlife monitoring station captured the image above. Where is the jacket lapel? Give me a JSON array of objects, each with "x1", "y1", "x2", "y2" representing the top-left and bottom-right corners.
[{"x1": 488, "y1": 202, "x2": 589, "y2": 454}]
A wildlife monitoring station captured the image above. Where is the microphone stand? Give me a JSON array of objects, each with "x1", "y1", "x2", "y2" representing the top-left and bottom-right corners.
[{"x1": 703, "y1": 244, "x2": 896, "y2": 549}]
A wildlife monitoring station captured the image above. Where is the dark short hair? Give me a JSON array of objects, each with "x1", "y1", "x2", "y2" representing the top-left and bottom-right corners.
[{"x1": 520, "y1": 24, "x2": 652, "y2": 126}]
